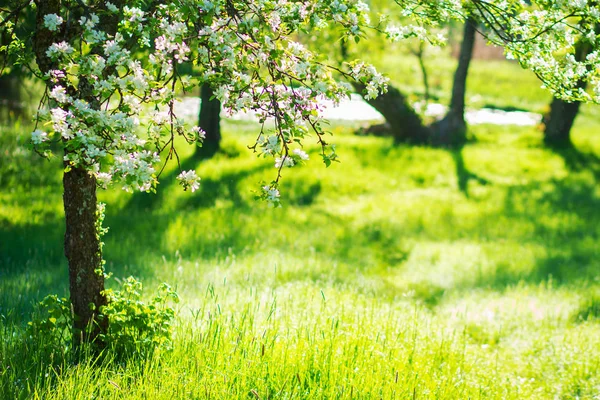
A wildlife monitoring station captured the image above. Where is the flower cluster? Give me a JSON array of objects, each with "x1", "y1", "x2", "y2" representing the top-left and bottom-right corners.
[
  {"x1": 261, "y1": 185, "x2": 281, "y2": 207},
  {"x1": 177, "y1": 170, "x2": 201, "y2": 192},
  {"x1": 472, "y1": 0, "x2": 600, "y2": 102},
  {"x1": 43, "y1": 14, "x2": 63, "y2": 31},
  {"x1": 25, "y1": 0, "x2": 385, "y2": 201}
]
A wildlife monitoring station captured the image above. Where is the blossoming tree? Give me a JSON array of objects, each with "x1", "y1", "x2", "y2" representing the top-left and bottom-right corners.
[
  {"x1": 1, "y1": 0, "x2": 600, "y2": 343},
  {"x1": 1, "y1": 0, "x2": 386, "y2": 343}
]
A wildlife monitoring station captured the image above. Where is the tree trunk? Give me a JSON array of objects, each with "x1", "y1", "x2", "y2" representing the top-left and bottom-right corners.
[
  {"x1": 63, "y1": 163, "x2": 107, "y2": 343},
  {"x1": 542, "y1": 26, "x2": 597, "y2": 147},
  {"x1": 413, "y1": 41, "x2": 430, "y2": 103},
  {"x1": 195, "y1": 83, "x2": 221, "y2": 159},
  {"x1": 430, "y1": 17, "x2": 476, "y2": 147},
  {"x1": 0, "y1": 74, "x2": 24, "y2": 122},
  {"x1": 352, "y1": 82, "x2": 430, "y2": 144},
  {"x1": 543, "y1": 98, "x2": 582, "y2": 147}
]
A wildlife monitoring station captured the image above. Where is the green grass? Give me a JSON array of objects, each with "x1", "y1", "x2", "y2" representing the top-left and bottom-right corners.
[{"x1": 2, "y1": 60, "x2": 600, "y2": 398}]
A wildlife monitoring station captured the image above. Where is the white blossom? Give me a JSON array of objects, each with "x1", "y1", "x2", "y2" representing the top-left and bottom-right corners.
[
  {"x1": 106, "y1": 2, "x2": 119, "y2": 13},
  {"x1": 262, "y1": 185, "x2": 281, "y2": 206},
  {"x1": 31, "y1": 129, "x2": 48, "y2": 144},
  {"x1": 177, "y1": 170, "x2": 201, "y2": 192},
  {"x1": 20, "y1": 0, "x2": 600, "y2": 206},
  {"x1": 293, "y1": 149, "x2": 309, "y2": 160},
  {"x1": 275, "y1": 156, "x2": 295, "y2": 168},
  {"x1": 96, "y1": 172, "x2": 113, "y2": 189},
  {"x1": 46, "y1": 42, "x2": 74, "y2": 59},
  {"x1": 192, "y1": 126, "x2": 206, "y2": 140},
  {"x1": 50, "y1": 86, "x2": 70, "y2": 104},
  {"x1": 43, "y1": 14, "x2": 63, "y2": 31}
]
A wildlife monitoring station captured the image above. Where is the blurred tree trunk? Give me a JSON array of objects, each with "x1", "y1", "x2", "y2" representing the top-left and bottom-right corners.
[
  {"x1": 430, "y1": 17, "x2": 476, "y2": 147},
  {"x1": 352, "y1": 81, "x2": 431, "y2": 144},
  {"x1": 542, "y1": 28, "x2": 596, "y2": 147},
  {"x1": 353, "y1": 18, "x2": 477, "y2": 147},
  {"x1": 346, "y1": 36, "x2": 430, "y2": 143},
  {"x1": 0, "y1": 74, "x2": 24, "y2": 122},
  {"x1": 543, "y1": 97, "x2": 583, "y2": 147},
  {"x1": 195, "y1": 83, "x2": 221, "y2": 159},
  {"x1": 411, "y1": 41, "x2": 430, "y2": 103}
]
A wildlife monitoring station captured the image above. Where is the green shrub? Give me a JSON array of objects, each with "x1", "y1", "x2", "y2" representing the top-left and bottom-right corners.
[
  {"x1": 27, "y1": 277, "x2": 179, "y2": 360},
  {"x1": 98, "y1": 277, "x2": 179, "y2": 357}
]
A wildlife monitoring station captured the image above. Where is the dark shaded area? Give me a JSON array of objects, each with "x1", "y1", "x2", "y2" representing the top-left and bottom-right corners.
[
  {"x1": 451, "y1": 147, "x2": 489, "y2": 197},
  {"x1": 125, "y1": 154, "x2": 269, "y2": 213},
  {"x1": 0, "y1": 74, "x2": 26, "y2": 123},
  {"x1": 543, "y1": 97, "x2": 582, "y2": 148},
  {"x1": 125, "y1": 155, "x2": 203, "y2": 212},
  {"x1": 280, "y1": 180, "x2": 321, "y2": 206},
  {"x1": 555, "y1": 146, "x2": 600, "y2": 181},
  {"x1": 573, "y1": 295, "x2": 600, "y2": 322},
  {"x1": 195, "y1": 83, "x2": 221, "y2": 160},
  {"x1": 178, "y1": 163, "x2": 269, "y2": 210},
  {"x1": 473, "y1": 177, "x2": 600, "y2": 289},
  {"x1": 482, "y1": 104, "x2": 531, "y2": 113},
  {"x1": 0, "y1": 217, "x2": 67, "y2": 323}
]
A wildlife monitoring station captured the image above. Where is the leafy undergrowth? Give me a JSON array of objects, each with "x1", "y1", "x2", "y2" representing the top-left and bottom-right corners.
[{"x1": 1, "y1": 103, "x2": 600, "y2": 398}]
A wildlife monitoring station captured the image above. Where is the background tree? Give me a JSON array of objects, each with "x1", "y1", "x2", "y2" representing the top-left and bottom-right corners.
[
  {"x1": 0, "y1": 73, "x2": 23, "y2": 121},
  {"x1": 352, "y1": 17, "x2": 477, "y2": 147},
  {"x1": 430, "y1": 17, "x2": 477, "y2": 147},
  {"x1": 352, "y1": 1, "x2": 600, "y2": 147},
  {"x1": 195, "y1": 83, "x2": 221, "y2": 159},
  {"x1": 542, "y1": 25, "x2": 599, "y2": 148},
  {"x1": 354, "y1": 80, "x2": 431, "y2": 143}
]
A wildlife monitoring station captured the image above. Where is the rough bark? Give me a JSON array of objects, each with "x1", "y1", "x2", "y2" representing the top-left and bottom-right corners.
[
  {"x1": 63, "y1": 164, "x2": 107, "y2": 342},
  {"x1": 430, "y1": 18, "x2": 477, "y2": 147},
  {"x1": 195, "y1": 83, "x2": 221, "y2": 159},
  {"x1": 33, "y1": 0, "x2": 60, "y2": 74},
  {"x1": 352, "y1": 82, "x2": 431, "y2": 144}
]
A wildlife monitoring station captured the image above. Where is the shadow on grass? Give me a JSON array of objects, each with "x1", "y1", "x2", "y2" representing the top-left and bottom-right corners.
[
  {"x1": 101, "y1": 155, "x2": 272, "y2": 272},
  {"x1": 463, "y1": 176, "x2": 600, "y2": 294},
  {"x1": 481, "y1": 103, "x2": 532, "y2": 113},
  {"x1": 451, "y1": 146, "x2": 489, "y2": 197},
  {"x1": 125, "y1": 154, "x2": 203, "y2": 212},
  {"x1": 339, "y1": 141, "x2": 600, "y2": 305},
  {"x1": 0, "y1": 217, "x2": 67, "y2": 322},
  {"x1": 554, "y1": 146, "x2": 600, "y2": 181},
  {"x1": 3, "y1": 138, "x2": 600, "y2": 318},
  {"x1": 179, "y1": 162, "x2": 269, "y2": 210},
  {"x1": 126, "y1": 153, "x2": 271, "y2": 212},
  {"x1": 435, "y1": 142, "x2": 599, "y2": 295}
]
